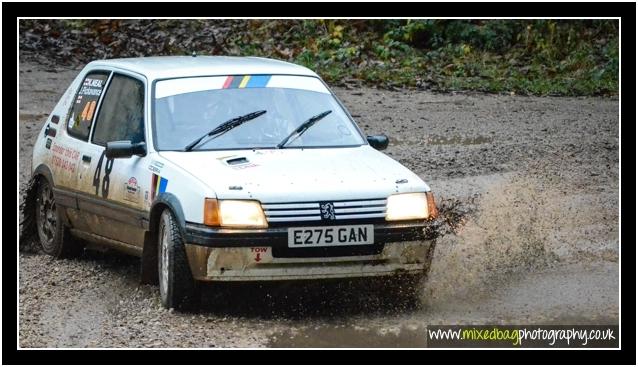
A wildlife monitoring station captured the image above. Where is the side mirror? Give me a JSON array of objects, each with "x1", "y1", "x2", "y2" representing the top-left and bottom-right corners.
[
  {"x1": 105, "y1": 140, "x2": 146, "y2": 159},
  {"x1": 367, "y1": 135, "x2": 389, "y2": 150}
]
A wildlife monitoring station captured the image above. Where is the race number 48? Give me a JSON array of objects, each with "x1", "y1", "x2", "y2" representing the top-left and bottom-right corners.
[{"x1": 92, "y1": 151, "x2": 114, "y2": 198}]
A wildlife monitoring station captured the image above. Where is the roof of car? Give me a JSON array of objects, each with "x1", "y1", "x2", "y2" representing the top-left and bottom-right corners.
[{"x1": 87, "y1": 56, "x2": 319, "y2": 80}]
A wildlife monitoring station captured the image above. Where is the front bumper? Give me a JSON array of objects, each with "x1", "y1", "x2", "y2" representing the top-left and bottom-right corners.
[{"x1": 183, "y1": 221, "x2": 437, "y2": 282}]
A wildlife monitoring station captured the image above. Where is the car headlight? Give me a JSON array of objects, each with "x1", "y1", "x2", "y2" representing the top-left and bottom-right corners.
[
  {"x1": 385, "y1": 192, "x2": 437, "y2": 221},
  {"x1": 204, "y1": 198, "x2": 268, "y2": 228}
]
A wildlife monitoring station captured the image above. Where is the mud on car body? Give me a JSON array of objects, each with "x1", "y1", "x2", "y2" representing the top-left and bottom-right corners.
[{"x1": 28, "y1": 56, "x2": 439, "y2": 309}]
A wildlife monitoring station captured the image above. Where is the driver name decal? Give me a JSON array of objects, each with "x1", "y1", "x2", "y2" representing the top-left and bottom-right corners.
[{"x1": 79, "y1": 77, "x2": 105, "y2": 96}]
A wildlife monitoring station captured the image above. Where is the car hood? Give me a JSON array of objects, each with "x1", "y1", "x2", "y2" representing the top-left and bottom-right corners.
[{"x1": 159, "y1": 146, "x2": 429, "y2": 202}]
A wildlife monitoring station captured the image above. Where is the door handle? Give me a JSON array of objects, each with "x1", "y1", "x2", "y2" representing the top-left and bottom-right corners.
[{"x1": 82, "y1": 155, "x2": 92, "y2": 163}]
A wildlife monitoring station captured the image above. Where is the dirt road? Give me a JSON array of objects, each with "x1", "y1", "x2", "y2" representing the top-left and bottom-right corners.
[{"x1": 18, "y1": 62, "x2": 619, "y2": 348}]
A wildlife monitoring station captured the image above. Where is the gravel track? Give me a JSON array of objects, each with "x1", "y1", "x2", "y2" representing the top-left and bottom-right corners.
[{"x1": 18, "y1": 62, "x2": 619, "y2": 348}]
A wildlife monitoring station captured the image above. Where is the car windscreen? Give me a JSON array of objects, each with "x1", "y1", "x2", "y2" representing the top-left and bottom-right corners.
[{"x1": 152, "y1": 75, "x2": 365, "y2": 151}]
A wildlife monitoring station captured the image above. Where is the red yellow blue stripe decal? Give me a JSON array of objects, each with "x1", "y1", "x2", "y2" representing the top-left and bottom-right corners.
[
  {"x1": 222, "y1": 75, "x2": 271, "y2": 89},
  {"x1": 151, "y1": 174, "x2": 168, "y2": 201},
  {"x1": 238, "y1": 75, "x2": 250, "y2": 88},
  {"x1": 222, "y1": 76, "x2": 235, "y2": 89}
]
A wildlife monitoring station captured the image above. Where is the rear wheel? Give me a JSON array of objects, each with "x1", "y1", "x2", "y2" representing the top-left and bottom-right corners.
[
  {"x1": 35, "y1": 179, "x2": 82, "y2": 258},
  {"x1": 157, "y1": 209, "x2": 200, "y2": 310}
]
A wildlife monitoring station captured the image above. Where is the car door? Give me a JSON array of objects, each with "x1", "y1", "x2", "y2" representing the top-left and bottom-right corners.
[
  {"x1": 51, "y1": 69, "x2": 111, "y2": 234},
  {"x1": 74, "y1": 70, "x2": 151, "y2": 252}
]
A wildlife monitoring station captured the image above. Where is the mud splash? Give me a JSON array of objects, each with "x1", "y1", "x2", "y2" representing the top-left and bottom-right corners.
[
  {"x1": 430, "y1": 195, "x2": 479, "y2": 237},
  {"x1": 19, "y1": 177, "x2": 40, "y2": 253},
  {"x1": 424, "y1": 176, "x2": 559, "y2": 307}
]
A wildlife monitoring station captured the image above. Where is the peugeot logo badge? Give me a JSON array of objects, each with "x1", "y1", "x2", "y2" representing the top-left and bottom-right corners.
[{"x1": 320, "y1": 202, "x2": 336, "y2": 220}]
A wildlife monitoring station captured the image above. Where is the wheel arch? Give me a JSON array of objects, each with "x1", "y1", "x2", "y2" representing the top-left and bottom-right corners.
[
  {"x1": 140, "y1": 192, "x2": 187, "y2": 284},
  {"x1": 32, "y1": 164, "x2": 54, "y2": 187}
]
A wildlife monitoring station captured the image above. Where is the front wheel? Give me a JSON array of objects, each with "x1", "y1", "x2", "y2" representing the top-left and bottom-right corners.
[{"x1": 157, "y1": 209, "x2": 200, "y2": 310}]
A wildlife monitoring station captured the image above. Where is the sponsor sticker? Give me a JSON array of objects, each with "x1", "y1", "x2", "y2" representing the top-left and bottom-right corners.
[
  {"x1": 124, "y1": 177, "x2": 140, "y2": 203},
  {"x1": 50, "y1": 143, "x2": 80, "y2": 173},
  {"x1": 148, "y1": 160, "x2": 164, "y2": 174}
]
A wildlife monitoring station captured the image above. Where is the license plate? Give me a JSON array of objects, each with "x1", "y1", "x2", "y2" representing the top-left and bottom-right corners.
[{"x1": 288, "y1": 225, "x2": 374, "y2": 247}]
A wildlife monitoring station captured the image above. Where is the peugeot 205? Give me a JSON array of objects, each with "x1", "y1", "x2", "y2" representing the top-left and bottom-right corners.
[{"x1": 27, "y1": 56, "x2": 439, "y2": 309}]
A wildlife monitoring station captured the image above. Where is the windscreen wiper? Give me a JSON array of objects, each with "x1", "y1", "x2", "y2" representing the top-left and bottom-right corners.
[
  {"x1": 184, "y1": 110, "x2": 267, "y2": 151},
  {"x1": 276, "y1": 110, "x2": 332, "y2": 149}
]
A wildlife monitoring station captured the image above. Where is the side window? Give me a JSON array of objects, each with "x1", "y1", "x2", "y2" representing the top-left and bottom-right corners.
[
  {"x1": 67, "y1": 71, "x2": 110, "y2": 140},
  {"x1": 92, "y1": 74, "x2": 145, "y2": 146}
]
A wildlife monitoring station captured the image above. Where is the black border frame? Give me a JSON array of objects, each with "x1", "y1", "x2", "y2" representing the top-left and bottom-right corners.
[{"x1": 7, "y1": 2, "x2": 635, "y2": 365}]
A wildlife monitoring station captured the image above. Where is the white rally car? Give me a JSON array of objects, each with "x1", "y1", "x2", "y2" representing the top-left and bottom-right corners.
[{"x1": 27, "y1": 56, "x2": 438, "y2": 309}]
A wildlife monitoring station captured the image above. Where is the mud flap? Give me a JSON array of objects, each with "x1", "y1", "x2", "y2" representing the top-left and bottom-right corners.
[
  {"x1": 19, "y1": 177, "x2": 40, "y2": 253},
  {"x1": 140, "y1": 231, "x2": 159, "y2": 285}
]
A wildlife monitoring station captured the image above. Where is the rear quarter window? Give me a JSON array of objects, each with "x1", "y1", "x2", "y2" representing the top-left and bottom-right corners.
[{"x1": 67, "y1": 71, "x2": 110, "y2": 141}]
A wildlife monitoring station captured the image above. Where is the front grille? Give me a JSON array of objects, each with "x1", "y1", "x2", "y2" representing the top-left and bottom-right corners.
[
  {"x1": 272, "y1": 244, "x2": 384, "y2": 258},
  {"x1": 262, "y1": 198, "x2": 387, "y2": 223}
]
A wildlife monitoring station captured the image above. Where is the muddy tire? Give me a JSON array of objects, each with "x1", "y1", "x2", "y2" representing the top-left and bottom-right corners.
[
  {"x1": 158, "y1": 209, "x2": 200, "y2": 310},
  {"x1": 35, "y1": 179, "x2": 83, "y2": 258}
]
